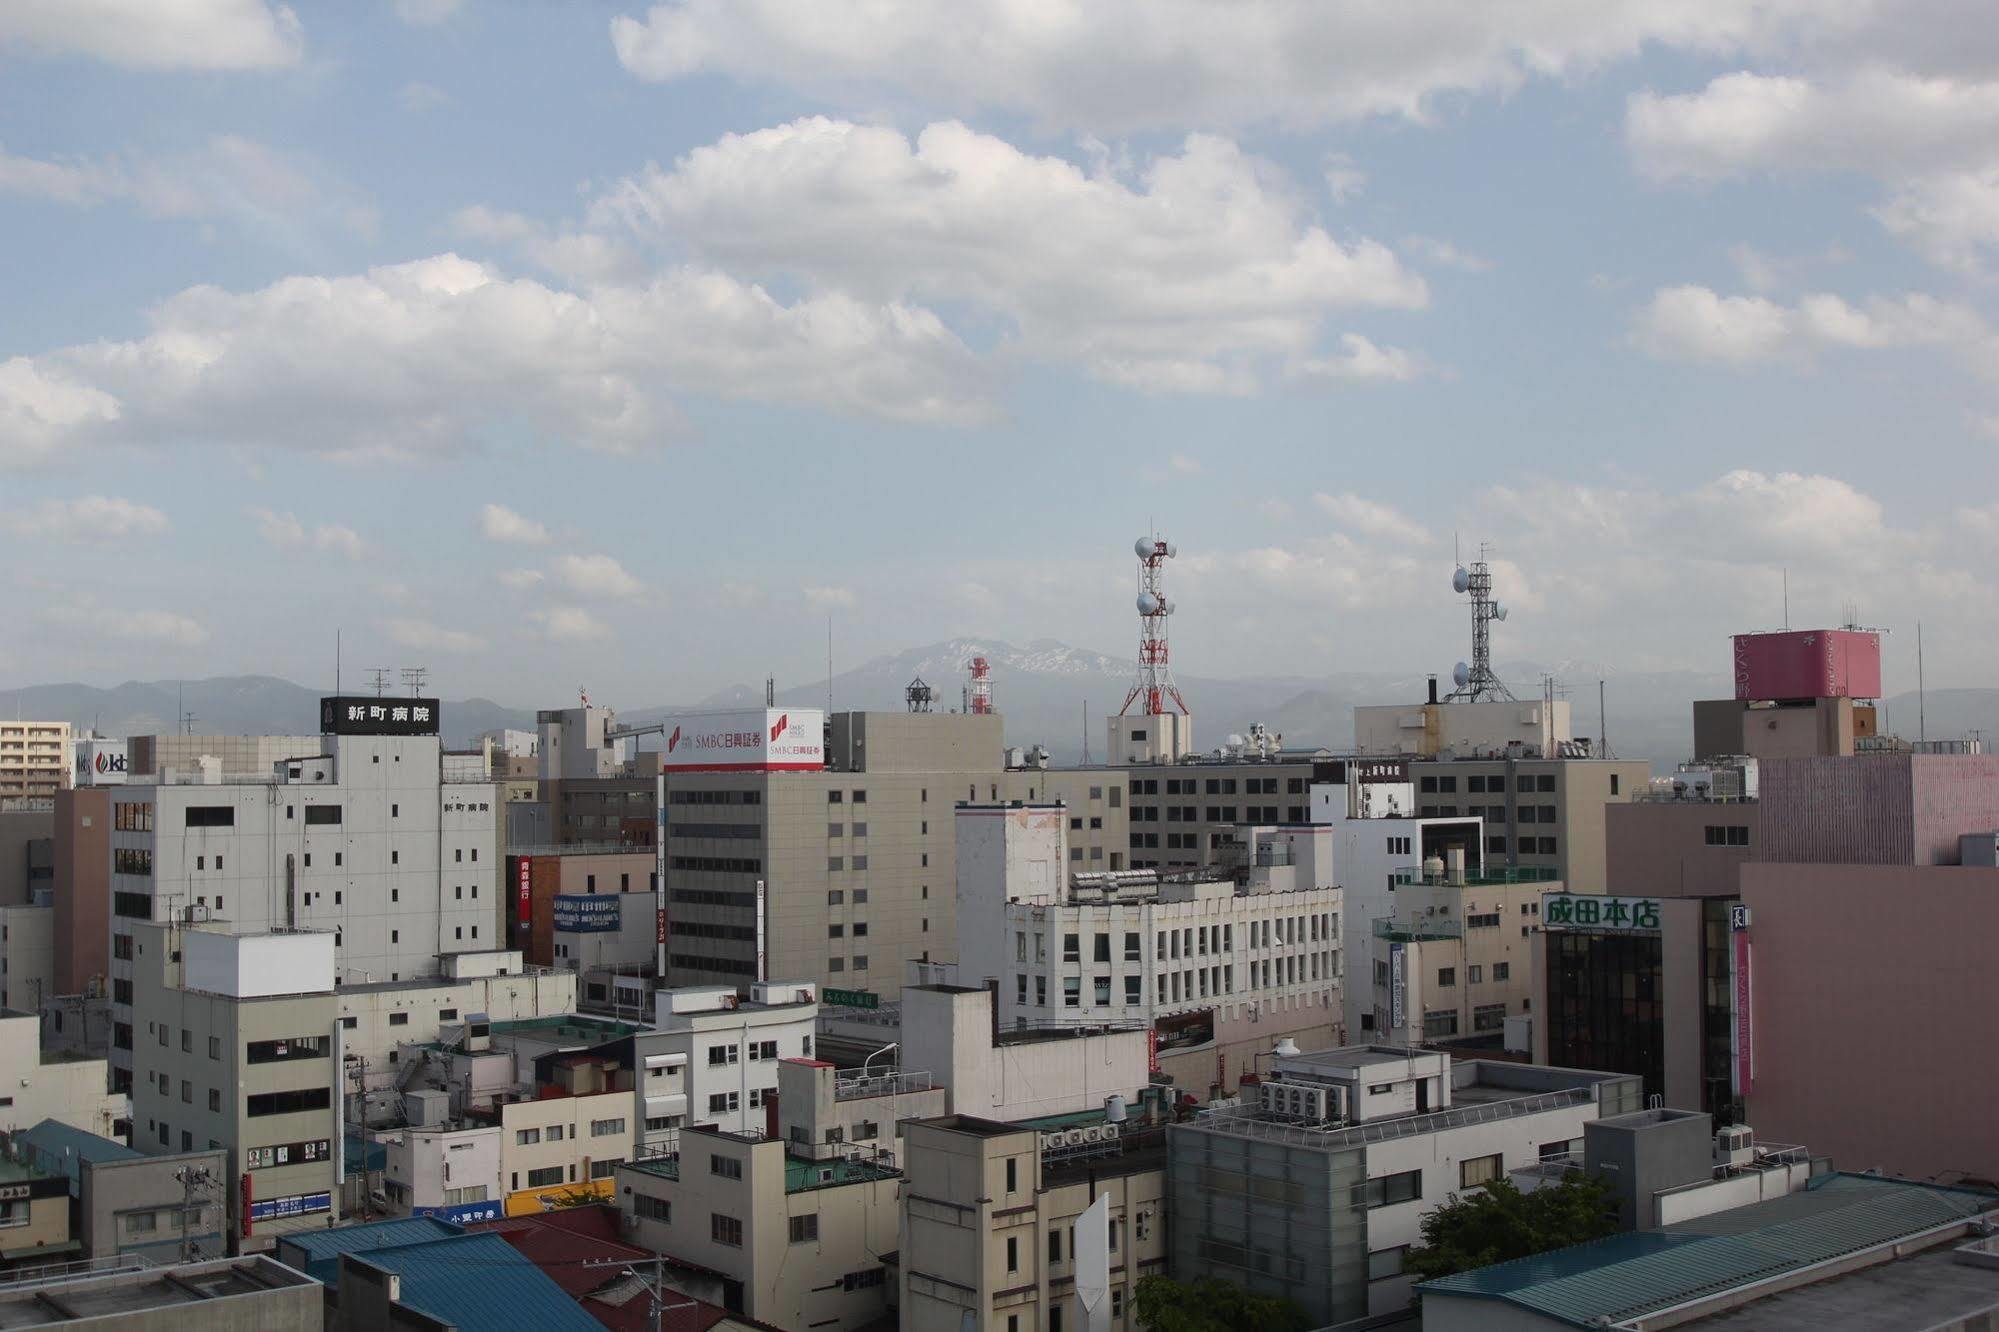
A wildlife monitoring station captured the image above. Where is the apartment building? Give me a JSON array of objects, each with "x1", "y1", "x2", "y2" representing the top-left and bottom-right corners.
[
  {"x1": 646, "y1": 983, "x2": 819, "y2": 1149},
  {"x1": 618, "y1": 1124, "x2": 903, "y2": 1330},
  {"x1": 0, "y1": 720, "x2": 68, "y2": 803},
  {"x1": 126, "y1": 924, "x2": 341, "y2": 1247},
  {"x1": 1365, "y1": 866, "x2": 1544, "y2": 1046},
  {"x1": 956, "y1": 806, "x2": 1342, "y2": 1093},
  {"x1": 900, "y1": 1110, "x2": 1169, "y2": 1332},
  {"x1": 0, "y1": 1007, "x2": 126, "y2": 1141},
  {"x1": 661, "y1": 709, "x2": 1128, "y2": 999},
  {"x1": 105, "y1": 700, "x2": 499, "y2": 1091},
  {"x1": 333, "y1": 951, "x2": 577, "y2": 1100},
  {"x1": 1167, "y1": 1046, "x2": 1643, "y2": 1324}
]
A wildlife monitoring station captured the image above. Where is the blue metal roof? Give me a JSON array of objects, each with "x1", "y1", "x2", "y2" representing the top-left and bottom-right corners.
[
  {"x1": 14, "y1": 1119, "x2": 142, "y2": 1190},
  {"x1": 1418, "y1": 1173, "x2": 1999, "y2": 1328},
  {"x1": 277, "y1": 1215, "x2": 465, "y2": 1284},
  {"x1": 340, "y1": 1232, "x2": 602, "y2": 1332}
]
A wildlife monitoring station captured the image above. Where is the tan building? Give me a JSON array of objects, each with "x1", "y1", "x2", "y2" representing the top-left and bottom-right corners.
[
  {"x1": 0, "y1": 721, "x2": 68, "y2": 803},
  {"x1": 0, "y1": 1153, "x2": 75, "y2": 1270},
  {"x1": 495, "y1": 1067, "x2": 635, "y2": 1215},
  {"x1": 1366, "y1": 869, "x2": 1545, "y2": 1046},
  {"x1": 618, "y1": 1124, "x2": 903, "y2": 1330},
  {"x1": 1415, "y1": 756, "x2": 1649, "y2": 895},
  {"x1": 0, "y1": 1008, "x2": 127, "y2": 1142},
  {"x1": 899, "y1": 1112, "x2": 1168, "y2": 1332}
]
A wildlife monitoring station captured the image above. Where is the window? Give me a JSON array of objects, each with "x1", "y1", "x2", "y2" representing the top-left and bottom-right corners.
[
  {"x1": 548, "y1": 1125, "x2": 565, "y2": 1142},
  {"x1": 1437, "y1": 968, "x2": 1456, "y2": 987},
  {"x1": 247, "y1": 1036, "x2": 329, "y2": 1063},
  {"x1": 1494, "y1": 962, "x2": 1510, "y2": 980},
  {"x1": 711, "y1": 1214, "x2": 744, "y2": 1247},
  {"x1": 304, "y1": 805, "x2": 341, "y2": 825},
  {"x1": 828, "y1": 857, "x2": 844, "y2": 872},
  {"x1": 789, "y1": 1214, "x2": 819, "y2": 1243},
  {"x1": 1006, "y1": 1157, "x2": 1018, "y2": 1193},
  {"x1": 1423, "y1": 1009, "x2": 1460, "y2": 1038},
  {"x1": 852, "y1": 955, "x2": 867, "y2": 970},
  {"x1": 526, "y1": 1166, "x2": 564, "y2": 1188},
  {"x1": 389, "y1": 1012, "x2": 410, "y2": 1027},
  {"x1": 516, "y1": 1128, "x2": 542, "y2": 1145},
  {"x1": 246, "y1": 1087, "x2": 331, "y2": 1117},
  {"x1": 341, "y1": 1015, "x2": 357, "y2": 1030},
  {"x1": 1063, "y1": 933, "x2": 1079, "y2": 962},
  {"x1": 1363, "y1": 1169, "x2": 1423, "y2": 1208},
  {"x1": 710, "y1": 1154, "x2": 743, "y2": 1179},
  {"x1": 592, "y1": 1118, "x2": 626, "y2": 1137},
  {"x1": 1468, "y1": 965, "x2": 1483, "y2": 984},
  {"x1": 1705, "y1": 824, "x2": 1751, "y2": 847},
  {"x1": 1049, "y1": 1229, "x2": 1063, "y2": 1263},
  {"x1": 1007, "y1": 1236, "x2": 1020, "y2": 1271},
  {"x1": 439, "y1": 1008, "x2": 457, "y2": 1021},
  {"x1": 1064, "y1": 977, "x2": 1081, "y2": 1007},
  {"x1": 829, "y1": 924, "x2": 845, "y2": 939},
  {"x1": 1460, "y1": 1153, "x2": 1504, "y2": 1189},
  {"x1": 1474, "y1": 1003, "x2": 1508, "y2": 1032},
  {"x1": 708, "y1": 1092, "x2": 739, "y2": 1114},
  {"x1": 708, "y1": 1044, "x2": 738, "y2": 1065},
  {"x1": 1611, "y1": 773, "x2": 1621, "y2": 795},
  {"x1": 1368, "y1": 1246, "x2": 1408, "y2": 1281}
]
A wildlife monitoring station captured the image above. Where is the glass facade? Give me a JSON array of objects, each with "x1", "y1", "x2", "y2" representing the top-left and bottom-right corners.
[
  {"x1": 1701, "y1": 898, "x2": 1744, "y2": 1123},
  {"x1": 1545, "y1": 930, "x2": 1665, "y2": 1099}
]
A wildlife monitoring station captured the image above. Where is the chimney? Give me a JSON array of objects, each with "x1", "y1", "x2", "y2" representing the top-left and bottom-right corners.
[{"x1": 1427, "y1": 675, "x2": 1439, "y2": 705}]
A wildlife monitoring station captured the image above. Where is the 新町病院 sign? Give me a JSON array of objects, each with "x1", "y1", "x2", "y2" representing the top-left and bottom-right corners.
[{"x1": 321, "y1": 695, "x2": 440, "y2": 737}]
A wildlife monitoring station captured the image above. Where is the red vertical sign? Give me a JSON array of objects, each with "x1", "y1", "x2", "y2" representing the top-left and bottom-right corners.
[
  {"x1": 516, "y1": 856, "x2": 532, "y2": 927},
  {"x1": 1147, "y1": 1029, "x2": 1161, "y2": 1076},
  {"x1": 241, "y1": 1171, "x2": 254, "y2": 1237},
  {"x1": 1733, "y1": 932, "x2": 1754, "y2": 1097},
  {"x1": 656, "y1": 907, "x2": 667, "y2": 946}
]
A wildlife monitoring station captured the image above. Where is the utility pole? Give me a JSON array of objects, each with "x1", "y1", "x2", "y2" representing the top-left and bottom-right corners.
[
  {"x1": 583, "y1": 1256, "x2": 698, "y2": 1332},
  {"x1": 174, "y1": 1163, "x2": 217, "y2": 1262}
]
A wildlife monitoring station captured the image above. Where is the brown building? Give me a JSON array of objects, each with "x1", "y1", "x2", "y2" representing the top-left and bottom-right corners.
[
  {"x1": 1693, "y1": 696, "x2": 1876, "y2": 761},
  {"x1": 53, "y1": 787, "x2": 110, "y2": 995}
]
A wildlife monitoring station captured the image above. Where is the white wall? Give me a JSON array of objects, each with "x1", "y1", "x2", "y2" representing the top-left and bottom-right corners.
[
  {"x1": 953, "y1": 805, "x2": 1064, "y2": 990},
  {"x1": 382, "y1": 1124, "x2": 502, "y2": 1211},
  {"x1": 902, "y1": 986, "x2": 1148, "y2": 1122},
  {"x1": 1354, "y1": 700, "x2": 1572, "y2": 759},
  {"x1": 182, "y1": 929, "x2": 335, "y2": 998},
  {"x1": 0, "y1": 903, "x2": 53, "y2": 1013},
  {"x1": 0, "y1": 1012, "x2": 127, "y2": 1140}
]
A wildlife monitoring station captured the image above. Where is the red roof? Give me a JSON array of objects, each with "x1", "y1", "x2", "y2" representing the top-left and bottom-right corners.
[{"x1": 468, "y1": 1207, "x2": 745, "y2": 1332}]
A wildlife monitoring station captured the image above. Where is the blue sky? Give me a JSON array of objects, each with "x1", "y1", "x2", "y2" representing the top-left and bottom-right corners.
[{"x1": 2, "y1": 1, "x2": 1995, "y2": 706}]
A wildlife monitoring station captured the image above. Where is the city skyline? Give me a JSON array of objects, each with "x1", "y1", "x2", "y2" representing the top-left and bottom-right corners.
[{"x1": 3, "y1": 2, "x2": 1995, "y2": 704}]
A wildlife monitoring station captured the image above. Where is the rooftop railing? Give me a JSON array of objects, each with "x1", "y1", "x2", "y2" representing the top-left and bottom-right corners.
[
  {"x1": 835, "y1": 1069, "x2": 934, "y2": 1101},
  {"x1": 1391, "y1": 865, "x2": 1560, "y2": 887},
  {"x1": 1191, "y1": 1086, "x2": 1594, "y2": 1153}
]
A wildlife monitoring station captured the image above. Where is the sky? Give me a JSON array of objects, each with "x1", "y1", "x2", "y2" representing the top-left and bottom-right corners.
[{"x1": 2, "y1": 0, "x2": 1997, "y2": 708}]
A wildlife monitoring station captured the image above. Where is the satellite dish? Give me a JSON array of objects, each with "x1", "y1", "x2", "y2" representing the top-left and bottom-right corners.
[
  {"x1": 1136, "y1": 591, "x2": 1161, "y2": 615},
  {"x1": 1453, "y1": 661, "x2": 1471, "y2": 688},
  {"x1": 1134, "y1": 537, "x2": 1156, "y2": 559},
  {"x1": 1163, "y1": 541, "x2": 1177, "y2": 558},
  {"x1": 1493, "y1": 602, "x2": 1509, "y2": 622},
  {"x1": 1452, "y1": 566, "x2": 1471, "y2": 594}
]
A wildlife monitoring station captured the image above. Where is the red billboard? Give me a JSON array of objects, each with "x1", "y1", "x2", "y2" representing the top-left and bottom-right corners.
[
  {"x1": 1732, "y1": 629, "x2": 1881, "y2": 702},
  {"x1": 516, "y1": 857, "x2": 532, "y2": 928}
]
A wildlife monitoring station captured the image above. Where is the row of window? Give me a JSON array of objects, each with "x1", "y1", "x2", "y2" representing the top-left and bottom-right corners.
[
  {"x1": 668, "y1": 789, "x2": 762, "y2": 805},
  {"x1": 1704, "y1": 824, "x2": 1752, "y2": 846},
  {"x1": 671, "y1": 823, "x2": 762, "y2": 840},
  {"x1": 1422, "y1": 773, "x2": 1559, "y2": 794}
]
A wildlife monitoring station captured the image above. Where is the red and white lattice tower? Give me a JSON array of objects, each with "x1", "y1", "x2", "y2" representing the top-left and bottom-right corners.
[
  {"x1": 966, "y1": 656, "x2": 994, "y2": 715},
  {"x1": 1119, "y1": 536, "x2": 1188, "y2": 717}
]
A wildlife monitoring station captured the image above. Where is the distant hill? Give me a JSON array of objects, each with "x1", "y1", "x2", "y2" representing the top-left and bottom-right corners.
[{"x1": 13, "y1": 643, "x2": 1979, "y2": 767}]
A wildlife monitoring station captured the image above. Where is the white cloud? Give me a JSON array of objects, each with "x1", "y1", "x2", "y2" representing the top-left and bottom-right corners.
[
  {"x1": 592, "y1": 118, "x2": 1425, "y2": 393},
  {"x1": 385, "y1": 616, "x2": 487, "y2": 653},
  {"x1": 0, "y1": 0, "x2": 302, "y2": 71},
  {"x1": 555, "y1": 553, "x2": 643, "y2": 600},
  {"x1": 1169, "y1": 454, "x2": 1202, "y2": 476},
  {"x1": 1323, "y1": 153, "x2": 1366, "y2": 202},
  {"x1": 399, "y1": 81, "x2": 451, "y2": 112},
  {"x1": 0, "y1": 495, "x2": 167, "y2": 541},
  {"x1": 803, "y1": 585, "x2": 857, "y2": 610},
  {"x1": 41, "y1": 603, "x2": 209, "y2": 647},
  {"x1": 1313, "y1": 492, "x2": 1429, "y2": 542},
  {"x1": 393, "y1": 0, "x2": 461, "y2": 26},
  {"x1": 610, "y1": 1, "x2": 1836, "y2": 132},
  {"x1": 1289, "y1": 333, "x2": 1422, "y2": 382},
  {"x1": 497, "y1": 568, "x2": 545, "y2": 591},
  {"x1": 449, "y1": 204, "x2": 640, "y2": 285},
  {"x1": 535, "y1": 606, "x2": 609, "y2": 642},
  {"x1": 1403, "y1": 235, "x2": 1493, "y2": 272},
  {"x1": 0, "y1": 252, "x2": 993, "y2": 467},
  {"x1": 478, "y1": 503, "x2": 550, "y2": 546},
  {"x1": 1876, "y1": 167, "x2": 1999, "y2": 271},
  {"x1": 1634, "y1": 283, "x2": 1996, "y2": 368},
  {"x1": 251, "y1": 508, "x2": 368, "y2": 558}
]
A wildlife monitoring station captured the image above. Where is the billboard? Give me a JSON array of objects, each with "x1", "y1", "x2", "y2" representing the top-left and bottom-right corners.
[
  {"x1": 1320, "y1": 757, "x2": 1409, "y2": 785},
  {"x1": 321, "y1": 695, "x2": 441, "y2": 736},
  {"x1": 1732, "y1": 630, "x2": 1882, "y2": 702},
  {"x1": 73, "y1": 738, "x2": 128, "y2": 786},
  {"x1": 1541, "y1": 893, "x2": 1663, "y2": 933},
  {"x1": 1390, "y1": 943, "x2": 1406, "y2": 1030},
  {"x1": 659, "y1": 708, "x2": 823, "y2": 773},
  {"x1": 552, "y1": 894, "x2": 621, "y2": 932},
  {"x1": 1154, "y1": 1008, "x2": 1215, "y2": 1054},
  {"x1": 516, "y1": 857, "x2": 532, "y2": 929}
]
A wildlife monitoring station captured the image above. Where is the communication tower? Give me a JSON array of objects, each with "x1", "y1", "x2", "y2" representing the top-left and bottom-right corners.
[
  {"x1": 905, "y1": 677, "x2": 936, "y2": 713},
  {"x1": 1445, "y1": 547, "x2": 1514, "y2": 702},
  {"x1": 1120, "y1": 536, "x2": 1188, "y2": 717},
  {"x1": 966, "y1": 658, "x2": 993, "y2": 715}
]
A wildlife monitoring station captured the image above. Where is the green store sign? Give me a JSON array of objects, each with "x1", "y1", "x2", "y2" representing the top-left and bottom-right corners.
[
  {"x1": 1542, "y1": 893, "x2": 1662, "y2": 933},
  {"x1": 821, "y1": 987, "x2": 880, "y2": 1010}
]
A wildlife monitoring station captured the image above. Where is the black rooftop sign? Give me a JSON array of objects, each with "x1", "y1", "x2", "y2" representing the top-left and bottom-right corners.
[{"x1": 321, "y1": 696, "x2": 440, "y2": 736}]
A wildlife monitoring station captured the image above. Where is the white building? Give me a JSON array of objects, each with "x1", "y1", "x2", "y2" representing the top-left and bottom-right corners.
[
  {"x1": 106, "y1": 703, "x2": 500, "y2": 1091},
  {"x1": 649, "y1": 982, "x2": 820, "y2": 1148},
  {"x1": 1354, "y1": 696, "x2": 1573, "y2": 759},
  {"x1": 956, "y1": 804, "x2": 1342, "y2": 1094},
  {"x1": 1168, "y1": 1046, "x2": 1644, "y2": 1326},
  {"x1": 378, "y1": 1120, "x2": 503, "y2": 1215},
  {"x1": 900, "y1": 982, "x2": 1150, "y2": 1123},
  {"x1": 0, "y1": 1007, "x2": 127, "y2": 1141},
  {"x1": 0, "y1": 901, "x2": 53, "y2": 1013},
  {"x1": 335, "y1": 951, "x2": 577, "y2": 1099}
]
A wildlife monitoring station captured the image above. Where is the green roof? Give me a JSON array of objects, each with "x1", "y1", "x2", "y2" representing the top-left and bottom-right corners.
[
  {"x1": 1418, "y1": 1174, "x2": 1999, "y2": 1328},
  {"x1": 1017, "y1": 1108, "x2": 1109, "y2": 1131},
  {"x1": 490, "y1": 1015, "x2": 641, "y2": 1040},
  {"x1": 783, "y1": 1155, "x2": 900, "y2": 1193}
]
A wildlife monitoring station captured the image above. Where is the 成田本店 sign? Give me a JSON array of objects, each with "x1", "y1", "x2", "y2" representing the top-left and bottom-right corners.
[{"x1": 1541, "y1": 893, "x2": 1662, "y2": 933}]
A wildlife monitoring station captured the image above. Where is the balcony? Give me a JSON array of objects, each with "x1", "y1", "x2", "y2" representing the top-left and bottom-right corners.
[
  {"x1": 1392, "y1": 865, "x2": 1559, "y2": 888},
  {"x1": 1373, "y1": 918, "x2": 1461, "y2": 943}
]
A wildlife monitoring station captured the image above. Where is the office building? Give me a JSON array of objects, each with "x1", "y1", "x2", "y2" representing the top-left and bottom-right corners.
[
  {"x1": 0, "y1": 720, "x2": 68, "y2": 803},
  {"x1": 0, "y1": 1007, "x2": 126, "y2": 1142},
  {"x1": 647, "y1": 983, "x2": 820, "y2": 1148},
  {"x1": 662, "y1": 708, "x2": 1128, "y2": 998},
  {"x1": 126, "y1": 923, "x2": 340, "y2": 1246},
  {"x1": 955, "y1": 806, "x2": 1342, "y2": 1093},
  {"x1": 899, "y1": 1110, "x2": 1169, "y2": 1332},
  {"x1": 1166, "y1": 1045, "x2": 1643, "y2": 1325},
  {"x1": 10, "y1": 1118, "x2": 230, "y2": 1263},
  {"x1": 105, "y1": 699, "x2": 499, "y2": 1091},
  {"x1": 1366, "y1": 863, "x2": 1543, "y2": 1047},
  {"x1": 0, "y1": 1253, "x2": 322, "y2": 1328},
  {"x1": 503, "y1": 843, "x2": 656, "y2": 968}
]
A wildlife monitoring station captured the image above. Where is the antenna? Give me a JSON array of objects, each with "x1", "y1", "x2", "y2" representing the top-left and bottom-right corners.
[
  {"x1": 826, "y1": 616, "x2": 833, "y2": 718},
  {"x1": 966, "y1": 658, "x2": 993, "y2": 715},
  {"x1": 1118, "y1": 534, "x2": 1189, "y2": 716},
  {"x1": 1082, "y1": 699, "x2": 1092, "y2": 765},
  {"x1": 1599, "y1": 679, "x2": 1612, "y2": 758},
  {"x1": 904, "y1": 677, "x2": 934, "y2": 713},
  {"x1": 1444, "y1": 544, "x2": 1515, "y2": 702},
  {"x1": 336, "y1": 628, "x2": 341, "y2": 697},
  {"x1": 1782, "y1": 568, "x2": 1789, "y2": 631},
  {"x1": 401, "y1": 667, "x2": 428, "y2": 698},
  {"x1": 366, "y1": 667, "x2": 393, "y2": 697},
  {"x1": 1917, "y1": 621, "x2": 1926, "y2": 743},
  {"x1": 765, "y1": 675, "x2": 776, "y2": 707}
]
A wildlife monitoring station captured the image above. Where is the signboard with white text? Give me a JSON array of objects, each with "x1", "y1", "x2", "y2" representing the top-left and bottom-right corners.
[
  {"x1": 74, "y1": 738, "x2": 128, "y2": 786},
  {"x1": 321, "y1": 696, "x2": 440, "y2": 736},
  {"x1": 552, "y1": 894, "x2": 620, "y2": 932},
  {"x1": 658, "y1": 708, "x2": 823, "y2": 773}
]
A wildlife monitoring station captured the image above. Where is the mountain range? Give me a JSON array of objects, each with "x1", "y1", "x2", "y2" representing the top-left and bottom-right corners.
[{"x1": 5, "y1": 639, "x2": 1987, "y2": 769}]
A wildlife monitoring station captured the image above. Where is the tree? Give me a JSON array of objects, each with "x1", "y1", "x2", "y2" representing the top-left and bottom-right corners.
[
  {"x1": 1403, "y1": 1173, "x2": 1619, "y2": 1283},
  {"x1": 1132, "y1": 1275, "x2": 1312, "y2": 1332}
]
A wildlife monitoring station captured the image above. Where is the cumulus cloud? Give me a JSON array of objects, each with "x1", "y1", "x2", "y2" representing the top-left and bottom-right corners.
[
  {"x1": 610, "y1": 0, "x2": 1836, "y2": 132},
  {"x1": 535, "y1": 606, "x2": 609, "y2": 642},
  {"x1": 1634, "y1": 284, "x2": 1996, "y2": 368},
  {"x1": 555, "y1": 553, "x2": 643, "y2": 600},
  {"x1": 1403, "y1": 235, "x2": 1494, "y2": 272},
  {"x1": 251, "y1": 509, "x2": 367, "y2": 558},
  {"x1": 1288, "y1": 333, "x2": 1423, "y2": 382},
  {"x1": 478, "y1": 503, "x2": 550, "y2": 546},
  {"x1": 0, "y1": 252, "x2": 993, "y2": 467},
  {"x1": 0, "y1": 0, "x2": 302, "y2": 71},
  {"x1": 591, "y1": 118, "x2": 1425, "y2": 392},
  {"x1": 1, "y1": 495, "x2": 167, "y2": 542},
  {"x1": 41, "y1": 604, "x2": 209, "y2": 647},
  {"x1": 1313, "y1": 492, "x2": 1428, "y2": 543},
  {"x1": 497, "y1": 568, "x2": 545, "y2": 591},
  {"x1": 803, "y1": 585, "x2": 857, "y2": 610},
  {"x1": 385, "y1": 616, "x2": 487, "y2": 653},
  {"x1": 449, "y1": 205, "x2": 640, "y2": 285}
]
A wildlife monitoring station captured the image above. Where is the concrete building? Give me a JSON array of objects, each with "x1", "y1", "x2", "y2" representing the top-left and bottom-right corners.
[
  {"x1": 955, "y1": 805, "x2": 1342, "y2": 1094},
  {"x1": 662, "y1": 709, "x2": 1128, "y2": 999},
  {"x1": 126, "y1": 923, "x2": 340, "y2": 1247},
  {"x1": 897, "y1": 983, "x2": 1154, "y2": 1124},
  {"x1": 0, "y1": 901, "x2": 52, "y2": 1013},
  {"x1": 0, "y1": 804, "x2": 54, "y2": 904},
  {"x1": 0, "y1": 1150, "x2": 74, "y2": 1270},
  {"x1": 0, "y1": 1252, "x2": 322, "y2": 1328},
  {"x1": 648, "y1": 983, "x2": 820, "y2": 1148},
  {"x1": 127, "y1": 734, "x2": 324, "y2": 779},
  {"x1": 618, "y1": 1123, "x2": 903, "y2": 1330},
  {"x1": 1167, "y1": 1046, "x2": 1643, "y2": 1325},
  {"x1": 53, "y1": 785, "x2": 110, "y2": 997},
  {"x1": 0, "y1": 720, "x2": 69, "y2": 803},
  {"x1": 1410, "y1": 755, "x2": 1648, "y2": 895},
  {"x1": 504, "y1": 844, "x2": 656, "y2": 969},
  {"x1": 899, "y1": 1111, "x2": 1169, "y2": 1332},
  {"x1": 11, "y1": 1118, "x2": 230, "y2": 1263},
  {"x1": 377, "y1": 1121, "x2": 502, "y2": 1215},
  {"x1": 1366, "y1": 867, "x2": 1544, "y2": 1047},
  {"x1": 106, "y1": 703, "x2": 500, "y2": 1091},
  {"x1": 0, "y1": 1008, "x2": 126, "y2": 1142},
  {"x1": 1354, "y1": 693, "x2": 1574, "y2": 760},
  {"x1": 776, "y1": 1055, "x2": 947, "y2": 1162}
]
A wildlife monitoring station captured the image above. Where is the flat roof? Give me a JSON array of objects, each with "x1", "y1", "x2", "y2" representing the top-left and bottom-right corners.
[
  {"x1": 0, "y1": 1256, "x2": 314, "y2": 1324},
  {"x1": 1419, "y1": 1173, "x2": 1999, "y2": 1329},
  {"x1": 1679, "y1": 1238, "x2": 1999, "y2": 1329}
]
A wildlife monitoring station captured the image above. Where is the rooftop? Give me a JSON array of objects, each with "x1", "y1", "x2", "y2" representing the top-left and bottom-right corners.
[
  {"x1": 1418, "y1": 1173, "x2": 1999, "y2": 1329},
  {"x1": 276, "y1": 1214, "x2": 464, "y2": 1284},
  {"x1": 331, "y1": 1232, "x2": 601, "y2": 1332},
  {"x1": 0, "y1": 1256, "x2": 315, "y2": 1326}
]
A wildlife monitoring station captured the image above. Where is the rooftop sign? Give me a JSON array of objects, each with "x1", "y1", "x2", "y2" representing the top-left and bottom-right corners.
[
  {"x1": 1541, "y1": 893, "x2": 1662, "y2": 933},
  {"x1": 321, "y1": 696, "x2": 440, "y2": 737}
]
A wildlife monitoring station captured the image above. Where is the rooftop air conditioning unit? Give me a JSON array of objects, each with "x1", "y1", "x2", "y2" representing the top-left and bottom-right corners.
[{"x1": 1716, "y1": 1125, "x2": 1754, "y2": 1167}]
